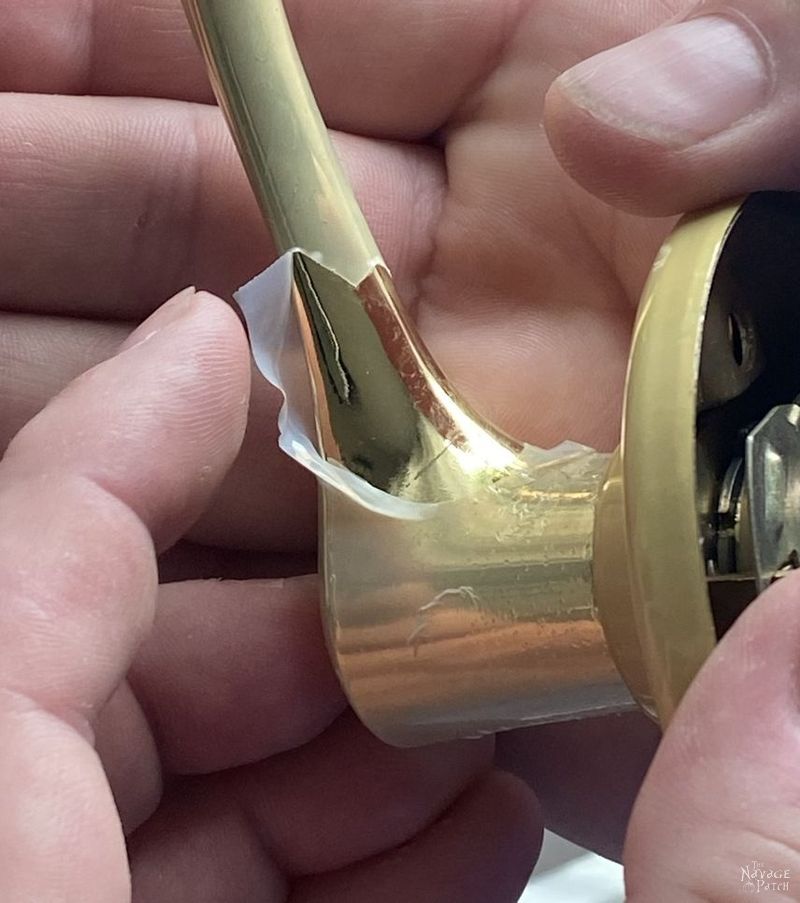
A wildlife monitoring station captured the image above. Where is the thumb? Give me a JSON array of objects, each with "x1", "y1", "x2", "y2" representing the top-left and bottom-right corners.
[
  {"x1": 545, "y1": 1, "x2": 800, "y2": 215},
  {"x1": 623, "y1": 574, "x2": 800, "y2": 900}
]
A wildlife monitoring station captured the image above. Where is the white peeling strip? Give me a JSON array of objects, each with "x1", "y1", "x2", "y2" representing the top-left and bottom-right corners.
[
  {"x1": 235, "y1": 251, "x2": 438, "y2": 521},
  {"x1": 236, "y1": 253, "x2": 605, "y2": 523}
]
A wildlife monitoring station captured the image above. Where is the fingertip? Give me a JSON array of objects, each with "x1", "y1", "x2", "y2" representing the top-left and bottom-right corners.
[
  {"x1": 182, "y1": 289, "x2": 253, "y2": 401},
  {"x1": 118, "y1": 287, "x2": 197, "y2": 352},
  {"x1": 545, "y1": 7, "x2": 800, "y2": 217},
  {"x1": 704, "y1": 571, "x2": 800, "y2": 716},
  {"x1": 121, "y1": 288, "x2": 247, "y2": 360},
  {"x1": 480, "y1": 769, "x2": 544, "y2": 856},
  {"x1": 544, "y1": 82, "x2": 700, "y2": 216},
  {"x1": 5, "y1": 284, "x2": 254, "y2": 551},
  {"x1": 141, "y1": 287, "x2": 252, "y2": 435},
  {"x1": 624, "y1": 573, "x2": 800, "y2": 897}
]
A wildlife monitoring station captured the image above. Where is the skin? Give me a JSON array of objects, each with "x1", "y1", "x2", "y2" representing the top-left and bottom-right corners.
[{"x1": 2, "y1": 0, "x2": 800, "y2": 899}]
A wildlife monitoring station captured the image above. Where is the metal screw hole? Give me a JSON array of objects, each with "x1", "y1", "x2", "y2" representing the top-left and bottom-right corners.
[{"x1": 729, "y1": 313, "x2": 745, "y2": 367}]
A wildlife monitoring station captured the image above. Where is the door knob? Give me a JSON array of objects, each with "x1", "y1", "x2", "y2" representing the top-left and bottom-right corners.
[{"x1": 184, "y1": 0, "x2": 800, "y2": 746}]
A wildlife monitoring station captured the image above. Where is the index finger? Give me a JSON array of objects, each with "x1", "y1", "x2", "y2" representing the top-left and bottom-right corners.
[{"x1": 0, "y1": 291, "x2": 249, "y2": 901}]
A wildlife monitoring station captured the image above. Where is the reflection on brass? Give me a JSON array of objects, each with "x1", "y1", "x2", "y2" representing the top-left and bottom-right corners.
[
  {"x1": 290, "y1": 255, "x2": 520, "y2": 502},
  {"x1": 185, "y1": 0, "x2": 800, "y2": 745}
]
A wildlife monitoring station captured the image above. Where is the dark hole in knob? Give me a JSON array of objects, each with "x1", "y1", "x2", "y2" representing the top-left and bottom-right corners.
[{"x1": 728, "y1": 312, "x2": 745, "y2": 367}]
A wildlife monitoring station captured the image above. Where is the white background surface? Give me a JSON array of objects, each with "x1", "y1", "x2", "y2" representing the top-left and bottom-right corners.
[{"x1": 520, "y1": 832, "x2": 625, "y2": 902}]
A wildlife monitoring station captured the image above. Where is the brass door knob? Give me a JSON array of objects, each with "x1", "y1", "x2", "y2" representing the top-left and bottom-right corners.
[{"x1": 184, "y1": 0, "x2": 800, "y2": 746}]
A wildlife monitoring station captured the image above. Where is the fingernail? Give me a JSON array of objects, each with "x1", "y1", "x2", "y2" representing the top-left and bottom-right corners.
[
  {"x1": 557, "y1": 15, "x2": 773, "y2": 147},
  {"x1": 120, "y1": 287, "x2": 199, "y2": 352}
]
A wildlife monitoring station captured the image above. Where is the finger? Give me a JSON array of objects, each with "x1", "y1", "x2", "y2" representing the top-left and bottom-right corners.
[
  {"x1": 292, "y1": 772, "x2": 541, "y2": 903},
  {"x1": 0, "y1": 94, "x2": 443, "y2": 319},
  {"x1": 128, "y1": 773, "x2": 539, "y2": 903},
  {"x1": 0, "y1": 291, "x2": 250, "y2": 902},
  {"x1": 94, "y1": 681, "x2": 162, "y2": 835},
  {"x1": 0, "y1": 313, "x2": 124, "y2": 442},
  {"x1": 0, "y1": 290, "x2": 249, "y2": 723},
  {"x1": 129, "y1": 576, "x2": 344, "y2": 775},
  {"x1": 240, "y1": 714, "x2": 494, "y2": 876},
  {"x1": 624, "y1": 574, "x2": 800, "y2": 899},
  {"x1": 545, "y1": 0, "x2": 800, "y2": 215},
  {"x1": 94, "y1": 575, "x2": 344, "y2": 836},
  {"x1": 0, "y1": 312, "x2": 316, "y2": 550},
  {"x1": 0, "y1": 0, "x2": 518, "y2": 138},
  {"x1": 191, "y1": 374, "x2": 317, "y2": 551},
  {"x1": 130, "y1": 713, "x2": 494, "y2": 885},
  {"x1": 496, "y1": 712, "x2": 661, "y2": 862}
]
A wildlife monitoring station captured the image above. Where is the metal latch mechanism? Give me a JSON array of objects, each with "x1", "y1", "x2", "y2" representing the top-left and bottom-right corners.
[{"x1": 184, "y1": 0, "x2": 800, "y2": 745}]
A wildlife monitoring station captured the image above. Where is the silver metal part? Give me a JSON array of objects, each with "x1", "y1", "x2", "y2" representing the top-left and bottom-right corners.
[
  {"x1": 743, "y1": 403, "x2": 800, "y2": 591},
  {"x1": 715, "y1": 456, "x2": 745, "y2": 575}
]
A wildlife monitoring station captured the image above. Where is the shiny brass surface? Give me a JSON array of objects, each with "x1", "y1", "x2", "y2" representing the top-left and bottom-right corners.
[
  {"x1": 285, "y1": 182, "x2": 632, "y2": 746},
  {"x1": 182, "y1": 0, "x2": 380, "y2": 283},
  {"x1": 596, "y1": 193, "x2": 800, "y2": 726},
  {"x1": 185, "y1": 0, "x2": 800, "y2": 745},
  {"x1": 184, "y1": 0, "x2": 520, "y2": 487},
  {"x1": 593, "y1": 452, "x2": 656, "y2": 720},
  {"x1": 596, "y1": 202, "x2": 738, "y2": 727},
  {"x1": 290, "y1": 254, "x2": 520, "y2": 500},
  {"x1": 321, "y1": 447, "x2": 632, "y2": 746},
  {"x1": 185, "y1": 0, "x2": 632, "y2": 746}
]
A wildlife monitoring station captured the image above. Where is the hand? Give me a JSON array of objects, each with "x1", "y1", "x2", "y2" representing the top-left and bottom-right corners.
[
  {"x1": 0, "y1": 291, "x2": 540, "y2": 902},
  {"x1": 0, "y1": 0, "x2": 799, "y2": 900}
]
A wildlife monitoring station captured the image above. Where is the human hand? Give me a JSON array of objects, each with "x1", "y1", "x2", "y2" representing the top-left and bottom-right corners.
[
  {"x1": 1, "y1": 0, "x2": 800, "y2": 899},
  {"x1": 0, "y1": 291, "x2": 540, "y2": 901}
]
